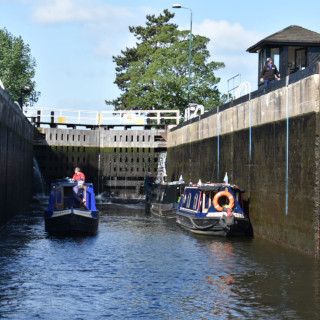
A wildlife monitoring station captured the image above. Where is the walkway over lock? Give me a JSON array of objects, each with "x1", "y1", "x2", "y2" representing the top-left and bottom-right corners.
[{"x1": 23, "y1": 107, "x2": 180, "y2": 129}]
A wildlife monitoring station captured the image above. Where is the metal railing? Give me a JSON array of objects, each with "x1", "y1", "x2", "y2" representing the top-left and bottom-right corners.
[
  {"x1": 227, "y1": 74, "x2": 241, "y2": 100},
  {"x1": 23, "y1": 107, "x2": 180, "y2": 126}
]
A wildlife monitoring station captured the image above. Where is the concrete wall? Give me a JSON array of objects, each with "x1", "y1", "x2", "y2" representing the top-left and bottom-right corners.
[
  {"x1": 34, "y1": 128, "x2": 167, "y2": 197},
  {"x1": 167, "y1": 70, "x2": 320, "y2": 256},
  {"x1": 0, "y1": 88, "x2": 34, "y2": 227},
  {"x1": 36, "y1": 128, "x2": 166, "y2": 149}
]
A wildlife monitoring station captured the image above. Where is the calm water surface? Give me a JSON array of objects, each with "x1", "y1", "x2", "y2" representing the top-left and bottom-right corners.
[{"x1": 0, "y1": 198, "x2": 319, "y2": 319}]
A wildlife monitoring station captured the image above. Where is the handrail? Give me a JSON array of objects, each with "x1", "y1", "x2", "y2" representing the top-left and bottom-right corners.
[{"x1": 23, "y1": 107, "x2": 180, "y2": 126}]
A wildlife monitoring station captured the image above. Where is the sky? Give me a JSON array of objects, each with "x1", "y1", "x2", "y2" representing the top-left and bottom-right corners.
[{"x1": 1, "y1": 0, "x2": 320, "y2": 112}]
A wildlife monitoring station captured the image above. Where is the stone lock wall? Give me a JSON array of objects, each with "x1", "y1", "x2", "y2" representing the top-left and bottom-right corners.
[
  {"x1": 167, "y1": 68, "x2": 320, "y2": 256},
  {"x1": 0, "y1": 88, "x2": 34, "y2": 227}
]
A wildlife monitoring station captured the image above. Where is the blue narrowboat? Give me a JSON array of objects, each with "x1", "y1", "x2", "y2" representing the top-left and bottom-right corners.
[
  {"x1": 176, "y1": 183, "x2": 250, "y2": 236},
  {"x1": 44, "y1": 180, "x2": 99, "y2": 234}
]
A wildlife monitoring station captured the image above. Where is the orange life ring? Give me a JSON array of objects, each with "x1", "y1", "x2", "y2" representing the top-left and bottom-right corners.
[{"x1": 213, "y1": 190, "x2": 235, "y2": 212}]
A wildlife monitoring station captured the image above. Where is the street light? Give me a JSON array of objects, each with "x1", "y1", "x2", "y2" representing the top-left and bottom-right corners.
[{"x1": 172, "y1": 3, "x2": 192, "y2": 104}]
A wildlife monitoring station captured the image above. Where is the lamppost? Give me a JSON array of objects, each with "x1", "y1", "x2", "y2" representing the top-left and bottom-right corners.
[{"x1": 172, "y1": 3, "x2": 192, "y2": 104}]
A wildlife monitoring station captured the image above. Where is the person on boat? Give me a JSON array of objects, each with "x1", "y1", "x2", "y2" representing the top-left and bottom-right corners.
[
  {"x1": 144, "y1": 172, "x2": 154, "y2": 202},
  {"x1": 68, "y1": 180, "x2": 86, "y2": 208},
  {"x1": 72, "y1": 167, "x2": 85, "y2": 181},
  {"x1": 177, "y1": 193, "x2": 184, "y2": 204}
]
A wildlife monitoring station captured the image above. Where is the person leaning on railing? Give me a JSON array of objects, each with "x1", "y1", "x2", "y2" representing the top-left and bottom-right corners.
[{"x1": 260, "y1": 57, "x2": 281, "y2": 87}]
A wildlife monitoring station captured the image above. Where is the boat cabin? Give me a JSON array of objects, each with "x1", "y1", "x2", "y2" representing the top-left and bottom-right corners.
[
  {"x1": 180, "y1": 184, "x2": 245, "y2": 217},
  {"x1": 47, "y1": 181, "x2": 97, "y2": 211},
  {"x1": 246, "y1": 25, "x2": 320, "y2": 87},
  {"x1": 149, "y1": 183, "x2": 186, "y2": 204}
]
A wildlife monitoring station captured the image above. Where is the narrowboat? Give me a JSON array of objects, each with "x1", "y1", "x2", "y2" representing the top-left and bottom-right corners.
[
  {"x1": 44, "y1": 180, "x2": 99, "y2": 234},
  {"x1": 145, "y1": 182, "x2": 186, "y2": 218},
  {"x1": 176, "y1": 183, "x2": 250, "y2": 236}
]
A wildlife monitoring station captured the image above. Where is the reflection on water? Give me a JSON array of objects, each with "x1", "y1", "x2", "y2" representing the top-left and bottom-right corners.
[{"x1": 0, "y1": 201, "x2": 319, "y2": 319}]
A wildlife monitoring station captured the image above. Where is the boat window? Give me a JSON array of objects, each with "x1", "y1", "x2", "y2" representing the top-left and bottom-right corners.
[
  {"x1": 202, "y1": 192, "x2": 210, "y2": 212},
  {"x1": 182, "y1": 194, "x2": 187, "y2": 205},
  {"x1": 193, "y1": 194, "x2": 198, "y2": 210},
  {"x1": 55, "y1": 185, "x2": 64, "y2": 210},
  {"x1": 186, "y1": 193, "x2": 192, "y2": 208}
]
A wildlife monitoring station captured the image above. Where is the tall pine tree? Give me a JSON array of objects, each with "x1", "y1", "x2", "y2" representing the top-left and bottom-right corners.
[{"x1": 106, "y1": 9, "x2": 225, "y2": 115}]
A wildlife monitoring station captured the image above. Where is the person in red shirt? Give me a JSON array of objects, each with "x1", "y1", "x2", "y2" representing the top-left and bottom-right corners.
[{"x1": 72, "y1": 167, "x2": 85, "y2": 181}]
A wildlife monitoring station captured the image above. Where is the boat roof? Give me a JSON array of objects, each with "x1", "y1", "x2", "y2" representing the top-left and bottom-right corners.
[
  {"x1": 185, "y1": 183, "x2": 245, "y2": 193},
  {"x1": 51, "y1": 179, "x2": 93, "y2": 188}
]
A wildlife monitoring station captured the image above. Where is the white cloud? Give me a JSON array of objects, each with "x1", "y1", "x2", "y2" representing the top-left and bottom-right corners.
[
  {"x1": 94, "y1": 33, "x2": 137, "y2": 57},
  {"x1": 194, "y1": 19, "x2": 263, "y2": 53},
  {"x1": 29, "y1": 0, "x2": 151, "y2": 59},
  {"x1": 192, "y1": 19, "x2": 264, "y2": 93},
  {"x1": 32, "y1": 0, "x2": 134, "y2": 24}
]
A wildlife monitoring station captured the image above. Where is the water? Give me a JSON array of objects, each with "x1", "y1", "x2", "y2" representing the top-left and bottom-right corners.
[
  {"x1": 0, "y1": 198, "x2": 319, "y2": 319},
  {"x1": 33, "y1": 158, "x2": 46, "y2": 196}
]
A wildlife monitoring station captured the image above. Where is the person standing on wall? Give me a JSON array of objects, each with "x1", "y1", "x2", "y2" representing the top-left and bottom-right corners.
[
  {"x1": 260, "y1": 57, "x2": 281, "y2": 87},
  {"x1": 72, "y1": 167, "x2": 85, "y2": 181}
]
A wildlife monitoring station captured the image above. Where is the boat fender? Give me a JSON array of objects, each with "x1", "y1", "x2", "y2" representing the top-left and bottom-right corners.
[
  {"x1": 213, "y1": 189, "x2": 235, "y2": 212},
  {"x1": 224, "y1": 215, "x2": 234, "y2": 226}
]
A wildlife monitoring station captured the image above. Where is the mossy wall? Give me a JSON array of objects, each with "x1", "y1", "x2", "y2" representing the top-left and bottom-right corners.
[
  {"x1": 167, "y1": 112, "x2": 320, "y2": 256},
  {"x1": 0, "y1": 88, "x2": 34, "y2": 227},
  {"x1": 34, "y1": 145, "x2": 160, "y2": 197}
]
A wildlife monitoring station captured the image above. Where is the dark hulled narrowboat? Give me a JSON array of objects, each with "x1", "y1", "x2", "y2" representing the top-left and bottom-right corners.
[
  {"x1": 44, "y1": 180, "x2": 99, "y2": 234},
  {"x1": 145, "y1": 182, "x2": 186, "y2": 218},
  {"x1": 176, "y1": 183, "x2": 249, "y2": 236}
]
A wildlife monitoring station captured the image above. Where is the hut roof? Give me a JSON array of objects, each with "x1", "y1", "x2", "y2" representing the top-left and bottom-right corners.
[{"x1": 247, "y1": 25, "x2": 320, "y2": 53}]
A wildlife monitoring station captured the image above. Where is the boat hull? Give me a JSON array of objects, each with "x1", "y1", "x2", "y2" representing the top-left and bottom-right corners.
[
  {"x1": 45, "y1": 209, "x2": 99, "y2": 235},
  {"x1": 176, "y1": 211, "x2": 250, "y2": 236},
  {"x1": 145, "y1": 182, "x2": 185, "y2": 218},
  {"x1": 150, "y1": 203, "x2": 177, "y2": 218}
]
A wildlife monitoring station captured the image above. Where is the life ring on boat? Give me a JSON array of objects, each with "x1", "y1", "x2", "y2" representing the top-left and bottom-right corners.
[{"x1": 213, "y1": 190, "x2": 235, "y2": 212}]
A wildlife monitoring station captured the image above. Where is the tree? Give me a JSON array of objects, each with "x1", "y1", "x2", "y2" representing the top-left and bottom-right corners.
[
  {"x1": 0, "y1": 28, "x2": 40, "y2": 106},
  {"x1": 106, "y1": 9, "x2": 225, "y2": 115}
]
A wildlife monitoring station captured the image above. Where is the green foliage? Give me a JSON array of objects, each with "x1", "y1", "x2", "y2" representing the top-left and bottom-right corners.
[
  {"x1": 0, "y1": 28, "x2": 40, "y2": 106},
  {"x1": 106, "y1": 9, "x2": 225, "y2": 115}
]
